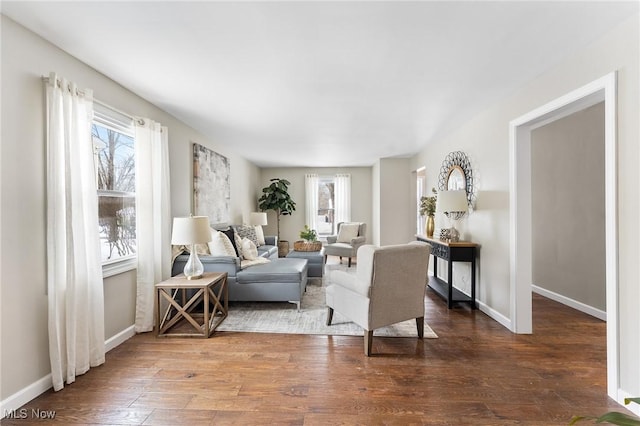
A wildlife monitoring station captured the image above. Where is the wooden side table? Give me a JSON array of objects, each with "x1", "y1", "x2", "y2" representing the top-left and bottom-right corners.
[
  {"x1": 155, "y1": 272, "x2": 228, "y2": 338},
  {"x1": 417, "y1": 236, "x2": 478, "y2": 309}
]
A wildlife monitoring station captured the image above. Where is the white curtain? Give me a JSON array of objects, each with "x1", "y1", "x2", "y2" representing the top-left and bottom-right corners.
[
  {"x1": 334, "y1": 173, "x2": 351, "y2": 225},
  {"x1": 134, "y1": 119, "x2": 171, "y2": 332},
  {"x1": 46, "y1": 72, "x2": 105, "y2": 391},
  {"x1": 305, "y1": 174, "x2": 319, "y2": 231}
]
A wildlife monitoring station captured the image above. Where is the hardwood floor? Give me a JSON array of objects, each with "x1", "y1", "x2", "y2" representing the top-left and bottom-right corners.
[{"x1": 7, "y1": 288, "x2": 629, "y2": 425}]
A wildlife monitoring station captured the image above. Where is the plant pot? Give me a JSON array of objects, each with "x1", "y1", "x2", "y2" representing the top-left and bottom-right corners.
[
  {"x1": 278, "y1": 240, "x2": 290, "y2": 257},
  {"x1": 294, "y1": 240, "x2": 323, "y2": 252}
]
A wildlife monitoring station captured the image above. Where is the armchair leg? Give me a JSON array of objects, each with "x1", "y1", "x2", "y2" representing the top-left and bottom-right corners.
[
  {"x1": 416, "y1": 317, "x2": 424, "y2": 339},
  {"x1": 348, "y1": 257, "x2": 352, "y2": 267},
  {"x1": 364, "y1": 330, "x2": 373, "y2": 356},
  {"x1": 326, "y1": 307, "x2": 334, "y2": 326}
]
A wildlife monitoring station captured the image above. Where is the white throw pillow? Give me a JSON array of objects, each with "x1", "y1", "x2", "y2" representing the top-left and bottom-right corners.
[
  {"x1": 337, "y1": 223, "x2": 360, "y2": 243},
  {"x1": 240, "y1": 237, "x2": 259, "y2": 260},
  {"x1": 208, "y1": 230, "x2": 237, "y2": 257},
  {"x1": 254, "y1": 225, "x2": 266, "y2": 246},
  {"x1": 234, "y1": 232, "x2": 244, "y2": 258}
]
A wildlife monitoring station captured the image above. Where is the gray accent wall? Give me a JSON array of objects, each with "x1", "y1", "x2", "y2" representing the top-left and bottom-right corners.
[{"x1": 531, "y1": 102, "x2": 606, "y2": 312}]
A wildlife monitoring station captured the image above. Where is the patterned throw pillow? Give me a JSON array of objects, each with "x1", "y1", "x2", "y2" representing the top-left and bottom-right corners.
[
  {"x1": 235, "y1": 225, "x2": 259, "y2": 247},
  {"x1": 219, "y1": 228, "x2": 241, "y2": 257}
]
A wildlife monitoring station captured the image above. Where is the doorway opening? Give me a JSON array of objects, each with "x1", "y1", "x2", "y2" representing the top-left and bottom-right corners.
[{"x1": 509, "y1": 72, "x2": 618, "y2": 398}]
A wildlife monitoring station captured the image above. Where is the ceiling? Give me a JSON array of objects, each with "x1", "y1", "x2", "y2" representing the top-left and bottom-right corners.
[{"x1": 2, "y1": 1, "x2": 638, "y2": 167}]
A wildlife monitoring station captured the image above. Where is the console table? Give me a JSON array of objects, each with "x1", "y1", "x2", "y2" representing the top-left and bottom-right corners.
[{"x1": 417, "y1": 236, "x2": 478, "y2": 309}]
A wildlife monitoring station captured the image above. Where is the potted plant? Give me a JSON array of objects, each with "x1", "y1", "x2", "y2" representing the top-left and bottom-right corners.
[
  {"x1": 258, "y1": 178, "x2": 296, "y2": 256},
  {"x1": 419, "y1": 188, "x2": 438, "y2": 237},
  {"x1": 295, "y1": 225, "x2": 322, "y2": 252},
  {"x1": 299, "y1": 225, "x2": 317, "y2": 242}
]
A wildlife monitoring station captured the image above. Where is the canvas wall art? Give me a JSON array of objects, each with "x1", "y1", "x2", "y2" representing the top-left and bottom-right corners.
[{"x1": 193, "y1": 143, "x2": 230, "y2": 225}]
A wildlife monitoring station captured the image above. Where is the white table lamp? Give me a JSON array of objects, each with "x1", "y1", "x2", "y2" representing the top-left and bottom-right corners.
[
  {"x1": 249, "y1": 212, "x2": 268, "y2": 226},
  {"x1": 171, "y1": 216, "x2": 211, "y2": 280},
  {"x1": 437, "y1": 190, "x2": 468, "y2": 242}
]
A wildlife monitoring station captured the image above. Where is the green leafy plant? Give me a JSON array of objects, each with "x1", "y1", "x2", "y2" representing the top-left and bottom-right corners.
[
  {"x1": 258, "y1": 178, "x2": 296, "y2": 241},
  {"x1": 570, "y1": 397, "x2": 640, "y2": 425},
  {"x1": 420, "y1": 187, "x2": 438, "y2": 217},
  {"x1": 299, "y1": 225, "x2": 317, "y2": 242}
]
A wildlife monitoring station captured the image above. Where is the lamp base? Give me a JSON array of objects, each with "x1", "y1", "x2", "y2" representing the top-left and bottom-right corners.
[
  {"x1": 183, "y1": 245, "x2": 205, "y2": 280},
  {"x1": 448, "y1": 226, "x2": 460, "y2": 242}
]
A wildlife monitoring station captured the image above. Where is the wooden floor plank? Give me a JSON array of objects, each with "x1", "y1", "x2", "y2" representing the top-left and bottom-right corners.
[{"x1": 7, "y1": 278, "x2": 634, "y2": 425}]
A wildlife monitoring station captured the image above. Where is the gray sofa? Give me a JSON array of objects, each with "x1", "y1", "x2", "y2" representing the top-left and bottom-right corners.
[{"x1": 172, "y1": 233, "x2": 309, "y2": 309}]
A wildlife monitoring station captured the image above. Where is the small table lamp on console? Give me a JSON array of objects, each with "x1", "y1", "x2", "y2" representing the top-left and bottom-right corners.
[
  {"x1": 171, "y1": 215, "x2": 211, "y2": 280},
  {"x1": 437, "y1": 190, "x2": 468, "y2": 242}
]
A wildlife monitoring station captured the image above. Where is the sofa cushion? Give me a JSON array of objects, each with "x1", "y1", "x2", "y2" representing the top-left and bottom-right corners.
[
  {"x1": 257, "y1": 244, "x2": 278, "y2": 259},
  {"x1": 236, "y1": 258, "x2": 308, "y2": 284}
]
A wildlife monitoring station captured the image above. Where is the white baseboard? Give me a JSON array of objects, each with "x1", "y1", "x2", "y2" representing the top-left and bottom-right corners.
[
  {"x1": 532, "y1": 285, "x2": 606, "y2": 321},
  {"x1": 1, "y1": 325, "x2": 135, "y2": 419},
  {"x1": 618, "y1": 389, "x2": 640, "y2": 417},
  {"x1": 0, "y1": 374, "x2": 52, "y2": 419},
  {"x1": 105, "y1": 325, "x2": 136, "y2": 352},
  {"x1": 478, "y1": 300, "x2": 513, "y2": 331}
]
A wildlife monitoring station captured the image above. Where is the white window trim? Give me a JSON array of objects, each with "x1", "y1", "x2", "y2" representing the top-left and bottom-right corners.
[
  {"x1": 103, "y1": 256, "x2": 137, "y2": 278},
  {"x1": 93, "y1": 101, "x2": 137, "y2": 278}
]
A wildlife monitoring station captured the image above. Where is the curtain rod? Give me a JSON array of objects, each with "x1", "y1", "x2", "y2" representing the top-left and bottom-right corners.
[{"x1": 41, "y1": 76, "x2": 145, "y2": 126}]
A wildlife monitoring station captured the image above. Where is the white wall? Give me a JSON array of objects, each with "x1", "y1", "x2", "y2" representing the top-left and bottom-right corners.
[
  {"x1": 257, "y1": 167, "x2": 373, "y2": 245},
  {"x1": 410, "y1": 13, "x2": 639, "y2": 398},
  {"x1": 0, "y1": 15, "x2": 261, "y2": 403}
]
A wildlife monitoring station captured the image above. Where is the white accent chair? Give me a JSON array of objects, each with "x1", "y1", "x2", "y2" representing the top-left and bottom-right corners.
[
  {"x1": 325, "y1": 242, "x2": 432, "y2": 356},
  {"x1": 323, "y1": 222, "x2": 366, "y2": 267}
]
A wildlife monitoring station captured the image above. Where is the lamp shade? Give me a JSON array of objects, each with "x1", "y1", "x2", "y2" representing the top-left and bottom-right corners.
[
  {"x1": 171, "y1": 216, "x2": 211, "y2": 245},
  {"x1": 249, "y1": 212, "x2": 268, "y2": 226},
  {"x1": 437, "y1": 190, "x2": 468, "y2": 213}
]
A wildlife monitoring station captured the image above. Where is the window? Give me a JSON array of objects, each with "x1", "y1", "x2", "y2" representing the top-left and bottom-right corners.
[
  {"x1": 416, "y1": 167, "x2": 426, "y2": 234},
  {"x1": 92, "y1": 103, "x2": 136, "y2": 276},
  {"x1": 306, "y1": 173, "x2": 350, "y2": 237},
  {"x1": 317, "y1": 177, "x2": 335, "y2": 235}
]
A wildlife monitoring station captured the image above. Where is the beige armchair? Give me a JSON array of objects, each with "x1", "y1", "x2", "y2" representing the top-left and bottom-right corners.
[
  {"x1": 323, "y1": 222, "x2": 366, "y2": 267},
  {"x1": 325, "y1": 242, "x2": 431, "y2": 356}
]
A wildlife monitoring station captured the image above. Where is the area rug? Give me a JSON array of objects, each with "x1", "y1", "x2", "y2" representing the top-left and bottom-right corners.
[{"x1": 217, "y1": 264, "x2": 437, "y2": 338}]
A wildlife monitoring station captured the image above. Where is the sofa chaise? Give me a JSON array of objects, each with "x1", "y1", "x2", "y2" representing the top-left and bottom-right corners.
[{"x1": 172, "y1": 229, "x2": 309, "y2": 309}]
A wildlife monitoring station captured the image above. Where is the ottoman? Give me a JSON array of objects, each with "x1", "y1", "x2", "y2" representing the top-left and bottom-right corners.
[{"x1": 286, "y1": 248, "x2": 325, "y2": 278}]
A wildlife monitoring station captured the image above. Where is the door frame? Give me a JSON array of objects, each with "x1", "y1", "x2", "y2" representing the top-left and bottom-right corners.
[{"x1": 508, "y1": 72, "x2": 618, "y2": 397}]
